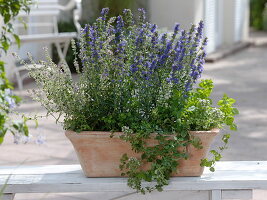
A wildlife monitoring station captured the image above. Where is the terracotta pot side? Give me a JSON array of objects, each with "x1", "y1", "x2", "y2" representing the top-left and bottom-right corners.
[{"x1": 65, "y1": 129, "x2": 219, "y2": 177}]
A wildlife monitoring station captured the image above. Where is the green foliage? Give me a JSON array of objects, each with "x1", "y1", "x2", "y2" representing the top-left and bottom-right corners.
[
  {"x1": 181, "y1": 79, "x2": 238, "y2": 131},
  {"x1": 99, "y1": 0, "x2": 134, "y2": 17},
  {"x1": 181, "y1": 80, "x2": 239, "y2": 172},
  {"x1": 119, "y1": 80, "x2": 238, "y2": 193},
  {"x1": 0, "y1": 0, "x2": 33, "y2": 144},
  {"x1": 250, "y1": 0, "x2": 267, "y2": 30},
  {"x1": 0, "y1": 0, "x2": 33, "y2": 53},
  {"x1": 27, "y1": 9, "x2": 238, "y2": 193}
]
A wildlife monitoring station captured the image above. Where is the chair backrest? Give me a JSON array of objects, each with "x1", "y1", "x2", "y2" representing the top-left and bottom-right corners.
[
  {"x1": 4, "y1": 0, "x2": 81, "y2": 81},
  {"x1": 15, "y1": 0, "x2": 60, "y2": 36},
  {"x1": 15, "y1": 0, "x2": 81, "y2": 35},
  {"x1": 12, "y1": 0, "x2": 60, "y2": 61}
]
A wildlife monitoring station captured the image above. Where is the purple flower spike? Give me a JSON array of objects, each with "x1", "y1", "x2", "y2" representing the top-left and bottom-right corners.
[
  {"x1": 151, "y1": 24, "x2": 157, "y2": 33},
  {"x1": 203, "y1": 37, "x2": 208, "y2": 46},
  {"x1": 135, "y1": 29, "x2": 145, "y2": 45},
  {"x1": 130, "y1": 64, "x2": 139, "y2": 73},
  {"x1": 101, "y1": 8, "x2": 109, "y2": 16},
  {"x1": 197, "y1": 20, "x2": 204, "y2": 38},
  {"x1": 82, "y1": 25, "x2": 89, "y2": 35},
  {"x1": 117, "y1": 16, "x2": 124, "y2": 30},
  {"x1": 138, "y1": 8, "x2": 146, "y2": 15},
  {"x1": 185, "y1": 81, "x2": 192, "y2": 92},
  {"x1": 198, "y1": 20, "x2": 204, "y2": 29},
  {"x1": 174, "y1": 23, "x2": 180, "y2": 33},
  {"x1": 78, "y1": 9, "x2": 208, "y2": 102},
  {"x1": 123, "y1": 9, "x2": 129, "y2": 14},
  {"x1": 115, "y1": 16, "x2": 125, "y2": 41},
  {"x1": 138, "y1": 8, "x2": 146, "y2": 22}
]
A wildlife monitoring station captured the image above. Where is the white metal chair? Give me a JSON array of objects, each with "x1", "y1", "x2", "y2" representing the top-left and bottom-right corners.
[{"x1": 13, "y1": 0, "x2": 81, "y2": 90}]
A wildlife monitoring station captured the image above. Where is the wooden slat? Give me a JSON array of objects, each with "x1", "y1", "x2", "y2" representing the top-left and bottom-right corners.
[
  {"x1": 36, "y1": 0, "x2": 58, "y2": 4},
  {"x1": 1, "y1": 161, "x2": 265, "y2": 175},
  {"x1": 0, "y1": 165, "x2": 81, "y2": 175},
  {"x1": 14, "y1": 23, "x2": 54, "y2": 28},
  {"x1": 1, "y1": 194, "x2": 15, "y2": 200},
  {"x1": 111, "y1": 191, "x2": 210, "y2": 200},
  {"x1": 18, "y1": 10, "x2": 60, "y2": 17},
  {"x1": 0, "y1": 161, "x2": 267, "y2": 193},
  {"x1": 19, "y1": 32, "x2": 77, "y2": 43}
]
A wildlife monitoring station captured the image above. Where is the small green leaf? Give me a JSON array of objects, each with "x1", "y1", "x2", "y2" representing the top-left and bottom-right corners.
[
  {"x1": 222, "y1": 134, "x2": 231, "y2": 143},
  {"x1": 226, "y1": 117, "x2": 234, "y2": 125},
  {"x1": 230, "y1": 124, "x2": 237, "y2": 131},
  {"x1": 23, "y1": 124, "x2": 29, "y2": 136},
  {"x1": 210, "y1": 167, "x2": 215, "y2": 172},
  {"x1": 232, "y1": 108, "x2": 239, "y2": 115},
  {"x1": 2, "y1": 40, "x2": 9, "y2": 52},
  {"x1": 4, "y1": 14, "x2": 11, "y2": 24},
  {"x1": 217, "y1": 100, "x2": 223, "y2": 106},
  {"x1": 0, "y1": 136, "x2": 4, "y2": 144},
  {"x1": 228, "y1": 98, "x2": 236, "y2": 104},
  {"x1": 13, "y1": 34, "x2": 21, "y2": 48}
]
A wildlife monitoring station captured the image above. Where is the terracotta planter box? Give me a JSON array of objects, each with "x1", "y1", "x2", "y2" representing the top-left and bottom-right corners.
[{"x1": 65, "y1": 129, "x2": 219, "y2": 177}]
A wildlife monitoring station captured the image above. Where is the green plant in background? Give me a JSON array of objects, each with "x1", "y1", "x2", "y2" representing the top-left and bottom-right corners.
[
  {"x1": 99, "y1": 0, "x2": 134, "y2": 17},
  {"x1": 250, "y1": 0, "x2": 267, "y2": 30},
  {"x1": 263, "y1": 4, "x2": 267, "y2": 30},
  {"x1": 0, "y1": 0, "x2": 33, "y2": 144},
  {"x1": 0, "y1": 0, "x2": 33, "y2": 52},
  {"x1": 52, "y1": 21, "x2": 79, "y2": 73},
  {"x1": 27, "y1": 8, "x2": 238, "y2": 193}
]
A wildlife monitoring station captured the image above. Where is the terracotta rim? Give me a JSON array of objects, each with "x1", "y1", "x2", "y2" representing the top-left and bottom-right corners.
[
  {"x1": 65, "y1": 129, "x2": 219, "y2": 138},
  {"x1": 65, "y1": 130, "x2": 124, "y2": 138},
  {"x1": 189, "y1": 128, "x2": 220, "y2": 134}
]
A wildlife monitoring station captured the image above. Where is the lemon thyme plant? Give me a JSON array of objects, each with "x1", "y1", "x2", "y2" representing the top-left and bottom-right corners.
[{"x1": 27, "y1": 8, "x2": 238, "y2": 193}]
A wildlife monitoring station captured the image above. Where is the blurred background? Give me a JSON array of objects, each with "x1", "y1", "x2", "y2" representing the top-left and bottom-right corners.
[
  {"x1": 3, "y1": 0, "x2": 267, "y2": 79},
  {"x1": 3, "y1": 0, "x2": 267, "y2": 80}
]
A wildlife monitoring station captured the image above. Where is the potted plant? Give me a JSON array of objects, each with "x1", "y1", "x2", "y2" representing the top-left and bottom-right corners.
[{"x1": 26, "y1": 8, "x2": 238, "y2": 193}]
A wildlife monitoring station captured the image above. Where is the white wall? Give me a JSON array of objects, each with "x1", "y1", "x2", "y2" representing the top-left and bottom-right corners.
[
  {"x1": 222, "y1": 0, "x2": 249, "y2": 45},
  {"x1": 148, "y1": 0, "x2": 221, "y2": 54},
  {"x1": 204, "y1": 0, "x2": 224, "y2": 53},
  {"x1": 148, "y1": 0, "x2": 249, "y2": 54},
  {"x1": 148, "y1": 0, "x2": 198, "y2": 31},
  {"x1": 234, "y1": 0, "x2": 250, "y2": 42}
]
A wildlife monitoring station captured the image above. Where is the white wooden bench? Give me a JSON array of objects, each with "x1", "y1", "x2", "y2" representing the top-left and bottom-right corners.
[{"x1": 0, "y1": 161, "x2": 266, "y2": 200}]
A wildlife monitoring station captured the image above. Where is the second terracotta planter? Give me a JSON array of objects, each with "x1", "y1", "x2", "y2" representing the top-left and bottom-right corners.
[{"x1": 65, "y1": 129, "x2": 219, "y2": 177}]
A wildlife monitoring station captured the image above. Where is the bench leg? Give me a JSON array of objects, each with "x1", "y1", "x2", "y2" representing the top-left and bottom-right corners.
[
  {"x1": 14, "y1": 70, "x2": 23, "y2": 90},
  {"x1": 211, "y1": 190, "x2": 222, "y2": 200},
  {"x1": 222, "y1": 189, "x2": 253, "y2": 200},
  {"x1": 1, "y1": 193, "x2": 15, "y2": 200},
  {"x1": 55, "y1": 40, "x2": 70, "y2": 66}
]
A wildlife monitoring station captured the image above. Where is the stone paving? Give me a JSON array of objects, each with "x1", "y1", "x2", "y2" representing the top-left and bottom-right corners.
[{"x1": 1, "y1": 35, "x2": 267, "y2": 199}]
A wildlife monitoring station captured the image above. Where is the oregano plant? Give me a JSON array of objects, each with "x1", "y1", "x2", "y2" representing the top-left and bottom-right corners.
[{"x1": 26, "y1": 8, "x2": 238, "y2": 193}]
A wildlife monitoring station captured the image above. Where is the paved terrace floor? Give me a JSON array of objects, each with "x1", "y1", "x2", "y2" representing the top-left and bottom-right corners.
[{"x1": 1, "y1": 39, "x2": 267, "y2": 199}]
